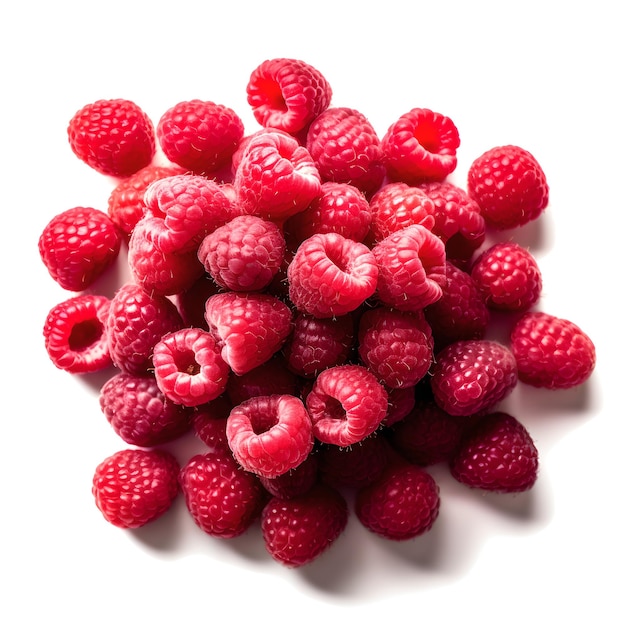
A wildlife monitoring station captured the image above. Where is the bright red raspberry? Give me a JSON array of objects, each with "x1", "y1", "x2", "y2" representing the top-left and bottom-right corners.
[
  {"x1": 191, "y1": 395, "x2": 233, "y2": 454},
  {"x1": 467, "y1": 145, "x2": 549, "y2": 230},
  {"x1": 92, "y1": 448, "x2": 180, "y2": 529},
  {"x1": 287, "y1": 232, "x2": 378, "y2": 318},
  {"x1": 99, "y1": 372, "x2": 191, "y2": 446},
  {"x1": 38, "y1": 206, "x2": 122, "y2": 292},
  {"x1": 357, "y1": 306, "x2": 433, "y2": 389},
  {"x1": 179, "y1": 451, "x2": 267, "y2": 539},
  {"x1": 355, "y1": 461, "x2": 440, "y2": 540},
  {"x1": 450, "y1": 412, "x2": 539, "y2": 492},
  {"x1": 43, "y1": 293, "x2": 112, "y2": 374},
  {"x1": 204, "y1": 292, "x2": 293, "y2": 376},
  {"x1": 430, "y1": 339, "x2": 518, "y2": 416},
  {"x1": 305, "y1": 107, "x2": 386, "y2": 196},
  {"x1": 156, "y1": 100, "x2": 244, "y2": 175},
  {"x1": 471, "y1": 241, "x2": 543, "y2": 311},
  {"x1": 67, "y1": 99, "x2": 155, "y2": 177},
  {"x1": 510, "y1": 312, "x2": 596, "y2": 389},
  {"x1": 305, "y1": 364, "x2": 388, "y2": 446},
  {"x1": 381, "y1": 108, "x2": 460, "y2": 184},
  {"x1": 107, "y1": 282, "x2": 183, "y2": 375},
  {"x1": 197, "y1": 214, "x2": 286, "y2": 292},
  {"x1": 259, "y1": 453, "x2": 319, "y2": 500},
  {"x1": 372, "y1": 224, "x2": 447, "y2": 311},
  {"x1": 226, "y1": 394, "x2": 314, "y2": 479},
  {"x1": 246, "y1": 58, "x2": 333, "y2": 135},
  {"x1": 261, "y1": 483, "x2": 348, "y2": 567}
]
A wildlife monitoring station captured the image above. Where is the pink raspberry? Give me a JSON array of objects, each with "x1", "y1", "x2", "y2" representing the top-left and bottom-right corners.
[
  {"x1": 156, "y1": 99, "x2": 244, "y2": 175},
  {"x1": 191, "y1": 395, "x2": 233, "y2": 454},
  {"x1": 204, "y1": 292, "x2": 293, "y2": 376},
  {"x1": 471, "y1": 241, "x2": 543, "y2": 311},
  {"x1": 287, "y1": 232, "x2": 378, "y2": 318},
  {"x1": 510, "y1": 312, "x2": 596, "y2": 389},
  {"x1": 99, "y1": 372, "x2": 191, "y2": 446},
  {"x1": 197, "y1": 214, "x2": 286, "y2": 292},
  {"x1": 430, "y1": 339, "x2": 518, "y2": 416},
  {"x1": 381, "y1": 107, "x2": 460, "y2": 184},
  {"x1": 261, "y1": 483, "x2": 348, "y2": 567},
  {"x1": 372, "y1": 224, "x2": 447, "y2": 311},
  {"x1": 450, "y1": 412, "x2": 539, "y2": 493},
  {"x1": 305, "y1": 107, "x2": 386, "y2": 196},
  {"x1": 305, "y1": 364, "x2": 388, "y2": 446},
  {"x1": 246, "y1": 58, "x2": 333, "y2": 135},
  {"x1": 38, "y1": 206, "x2": 122, "y2": 292},
  {"x1": 43, "y1": 293, "x2": 112, "y2": 374},
  {"x1": 259, "y1": 453, "x2": 319, "y2": 500}
]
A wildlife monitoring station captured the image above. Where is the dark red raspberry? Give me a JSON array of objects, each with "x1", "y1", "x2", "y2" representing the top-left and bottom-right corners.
[
  {"x1": 99, "y1": 372, "x2": 191, "y2": 446},
  {"x1": 171, "y1": 273, "x2": 221, "y2": 330},
  {"x1": 43, "y1": 293, "x2": 112, "y2": 374},
  {"x1": 510, "y1": 312, "x2": 596, "y2": 389},
  {"x1": 92, "y1": 448, "x2": 180, "y2": 529},
  {"x1": 261, "y1": 483, "x2": 348, "y2": 567},
  {"x1": 191, "y1": 395, "x2": 233, "y2": 454},
  {"x1": 467, "y1": 144, "x2": 549, "y2": 230},
  {"x1": 67, "y1": 99, "x2": 155, "y2": 177},
  {"x1": 38, "y1": 206, "x2": 122, "y2": 292},
  {"x1": 258, "y1": 452, "x2": 319, "y2": 500},
  {"x1": 381, "y1": 108, "x2": 460, "y2": 184},
  {"x1": 450, "y1": 412, "x2": 539, "y2": 493},
  {"x1": 384, "y1": 385, "x2": 417, "y2": 427}
]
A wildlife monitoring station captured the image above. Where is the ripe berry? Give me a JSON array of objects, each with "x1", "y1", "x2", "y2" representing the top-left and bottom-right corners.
[
  {"x1": 191, "y1": 395, "x2": 233, "y2": 454},
  {"x1": 259, "y1": 453, "x2": 319, "y2": 500}
]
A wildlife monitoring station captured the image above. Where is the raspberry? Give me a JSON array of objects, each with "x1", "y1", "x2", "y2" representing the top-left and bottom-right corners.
[
  {"x1": 197, "y1": 214, "x2": 286, "y2": 292},
  {"x1": 156, "y1": 100, "x2": 244, "y2": 175},
  {"x1": 372, "y1": 224, "x2": 447, "y2": 311},
  {"x1": 381, "y1": 108, "x2": 460, "y2": 184},
  {"x1": 355, "y1": 461, "x2": 440, "y2": 540},
  {"x1": 430, "y1": 339, "x2": 518, "y2": 416},
  {"x1": 38, "y1": 206, "x2": 122, "y2": 292},
  {"x1": 67, "y1": 99, "x2": 155, "y2": 177},
  {"x1": 172, "y1": 273, "x2": 220, "y2": 330},
  {"x1": 384, "y1": 385, "x2": 417, "y2": 427},
  {"x1": 305, "y1": 107, "x2": 386, "y2": 196},
  {"x1": 259, "y1": 453, "x2": 319, "y2": 499},
  {"x1": 287, "y1": 232, "x2": 378, "y2": 318},
  {"x1": 467, "y1": 145, "x2": 549, "y2": 230},
  {"x1": 246, "y1": 58, "x2": 332, "y2": 135},
  {"x1": 92, "y1": 448, "x2": 180, "y2": 529},
  {"x1": 261, "y1": 483, "x2": 348, "y2": 567},
  {"x1": 204, "y1": 292, "x2": 293, "y2": 376},
  {"x1": 305, "y1": 364, "x2": 388, "y2": 446},
  {"x1": 471, "y1": 241, "x2": 543, "y2": 311},
  {"x1": 510, "y1": 312, "x2": 596, "y2": 389},
  {"x1": 43, "y1": 293, "x2": 112, "y2": 374},
  {"x1": 450, "y1": 411, "x2": 539, "y2": 493},
  {"x1": 99, "y1": 372, "x2": 191, "y2": 446},
  {"x1": 179, "y1": 451, "x2": 266, "y2": 539},
  {"x1": 191, "y1": 395, "x2": 233, "y2": 454}
]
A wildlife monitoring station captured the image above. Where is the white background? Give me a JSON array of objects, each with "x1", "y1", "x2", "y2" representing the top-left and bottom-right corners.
[{"x1": 2, "y1": 1, "x2": 624, "y2": 624}]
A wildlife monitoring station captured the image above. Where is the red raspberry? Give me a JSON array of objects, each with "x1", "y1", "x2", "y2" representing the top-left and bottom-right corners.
[
  {"x1": 191, "y1": 395, "x2": 233, "y2": 454},
  {"x1": 107, "y1": 282, "x2": 183, "y2": 375},
  {"x1": 259, "y1": 453, "x2": 319, "y2": 500},
  {"x1": 99, "y1": 372, "x2": 191, "y2": 446},
  {"x1": 230, "y1": 127, "x2": 293, "y2": 173},
  {"x1": 204, "y1": 292, "x2": 293, "y2": 376},
  {"x1": 305, "y1": 364, "x2": 388, "y2": 446},
  {"x1": 471, "y1": 241, "x2": 543, "y2": 311},
  {"x1": 355, "y1": 461, "x2": 440, "y2": 540},
  {"x1": 384, "y1": 385, "x2": 417, "y2": 427},
  {"x1": 43, "y1": 293, "x2": 112, "y2": 374},
  {"x1": 197, "y1": 214, "x2": 286, "y2": 292},
  {"x1": 261, "y1": 483, "x2": 348, "y2": 567},
  {"x1": 179, "y1": 451, "x2": 266, "y2": 539},
  {"x1": 381, "y1": 108, "x2": 460, "y2": 184},
  {"x1": 67, "y1": 99, "x2": 155, "y2": 177},
  {"x1": 430, "y1": 339, "x2": 518, "y2": 416},
  {"x1": 38, "y1": 206, "x2": 122, "y2": 292},
  {"x1": 156, "y1": 100, "x2": 244, "y2": 175},
  {"x1": 357, "y1": 306, "x2": 433, "y2": 389},
  {"x1": 246, "y1": 58, "x2": 332, "y2": 135},
  {"x1": 287, "y1": 232, "x2": 378, "y2": 318},
  {"x1": 467, "y1": 145, "x2": 549, "y2": 230},
  {"x1": 226, "y1": 394, "x2": 314, "y2": 479},
  {"x1": 171, "y1": 273, "x2": 221, "y2": 330},
  {"x1": 510, "y1": 312, "x2": 596, "y2": 389},
  {"x1": 92, "y1": 448, "x2": 180, "y2": 529},
  {"x1": 305, "y1": 107, "x2": 386, "y2": 196},
  {"x1": 372, "y1": 224, "x2": 447, "y2": 311},
  {"x1": 450, "y1": 412, "x2": 539, "y2": 492}
]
